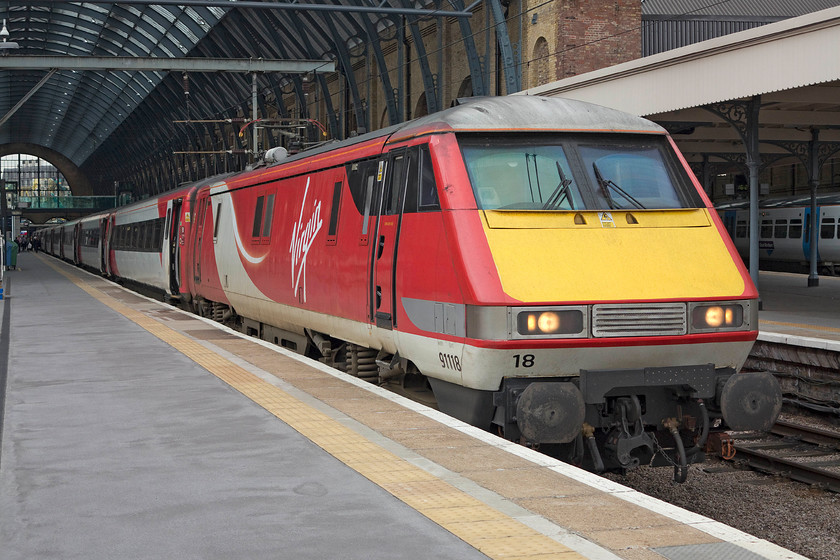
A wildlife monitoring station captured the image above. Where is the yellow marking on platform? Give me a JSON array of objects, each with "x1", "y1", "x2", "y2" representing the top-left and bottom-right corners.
[
  {"x1": 761, "y1": 319, "x2": 840, "y2": 335},
  {"x1": 44, "y1": 258, "x2": 584, "y2": 560}
]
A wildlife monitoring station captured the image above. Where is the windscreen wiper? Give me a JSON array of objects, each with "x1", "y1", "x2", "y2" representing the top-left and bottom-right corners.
[
  {"x1": 542, "y1": 162, "x2": 574, "y2": 210},
  {"x1": 592, "y1": 162, "x2": 646, "y2": 210},
  {"x1": 525, "y1": 153, "x2": 542, "y2": 204}
]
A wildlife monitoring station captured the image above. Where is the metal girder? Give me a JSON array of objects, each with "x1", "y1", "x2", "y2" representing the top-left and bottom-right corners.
[
  {"x1": 15, "y1": 1, "x2": 507, "y2": 196},
  {"x1": 401, "y1": 0, "x2": 438, "y2": 115},
  {"x1": 266, "y1": 74, "x2": 292, "y2": 120},
  {"x1": 0, "y1": 55, "x2": 336, "y2": 73},
  {"x1": 229, "y1": 10, "x2": 311, "y2": 126},
  {"x1": 0, "y1": 69, "x2": 58, "y2": 128},
  {"x1": 705, "y1": 97, "x2": 762, "y2": 292},
  {"x1": 487, "y1": 0, "x2": 520, "y2": 94},
  {"x1": 361, "y1": 13, "x2": 399, "y2": 126},
  {"x1": 51, "y1": 0, "x2": 474, "y2": 18},
  {"x1": 449, "y1": 0, "x2": 485, "y2": 96},
  {"x1": 321, "y1": 14, "x2": 360, "y2": 136},
  {"x1": 277, "y1": 9, "x2": 346, "y2": 135},
  {"x1": 762, "y1": 138, "x2": 840, "y2": 173}
]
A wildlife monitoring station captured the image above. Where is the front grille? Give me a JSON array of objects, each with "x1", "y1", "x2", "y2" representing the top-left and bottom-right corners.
[{"x1": 591, "y1": 303, "x2": 687, "y2": 337}]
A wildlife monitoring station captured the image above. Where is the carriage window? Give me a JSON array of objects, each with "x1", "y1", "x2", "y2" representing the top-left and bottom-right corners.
[
  {"x1": 362, "y1": 173, "x2": 375, "y2": 234},
  {"x1": 252, "y1": 196, "x2": 265, "y2": 238},
  {"x1": 401, "y1": 148, "x2": 420, "y2": 213},
  {"x1": 774, "y1": 219, "x2": 788, "y2": 239},
  {"x1": 384, "y1": 155, "x2": 405, "y2": 216},
  {"x1": 345, "y1": 159, "x2": 382, "y2": 244},
  {"x1": 736, "y1": 220, "x2": 747, "y2": 238},
  {"x1": 153, "y1": 218, "x2": 163, "y2": 251},
  {"x1": 261, "y1": 194, "x2": 275, "y2": 237},
  {"x1": 419, "y1": 146, "x2": 440, "y2": 211},
  {"x1": 327, "y1": 182, "x2": 342, "y2": 239},
  {"x1": 789, "y1": 219, "x2": 803, "y2": 239},
  {"x1": 760, "y1": 220, "x2": 773, "y2": 239},
  {"x1": 821, "y1": 217, "x2": 836, "y2": 239},
  {"x1": 213, "y1": 202, "x2": 222, "y2": 242}
]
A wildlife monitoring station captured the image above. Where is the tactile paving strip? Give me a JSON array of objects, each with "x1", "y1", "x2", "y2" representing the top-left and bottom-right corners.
[{"x1": 45, "y1": 258, "x2": 584, "y2": 560}]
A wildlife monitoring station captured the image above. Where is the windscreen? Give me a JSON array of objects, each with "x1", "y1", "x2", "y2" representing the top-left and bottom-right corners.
[{"x1": 460, "y1": 133, "x2": 703, "y2": 211}]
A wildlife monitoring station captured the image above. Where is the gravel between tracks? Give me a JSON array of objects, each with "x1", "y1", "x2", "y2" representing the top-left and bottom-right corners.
[{"x1": 602, "y1": 411, "x2": 840, "y2": 560}]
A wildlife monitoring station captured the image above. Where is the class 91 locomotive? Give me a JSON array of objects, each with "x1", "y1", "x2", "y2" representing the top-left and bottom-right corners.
[{"x1": 42, "y1": 97, "x2": 781, "y2": 481}]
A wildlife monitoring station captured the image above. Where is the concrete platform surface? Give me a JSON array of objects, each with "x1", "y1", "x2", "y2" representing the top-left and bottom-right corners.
[{"x1": 758, "y1": 270, "x2": 840, "y2": 349}]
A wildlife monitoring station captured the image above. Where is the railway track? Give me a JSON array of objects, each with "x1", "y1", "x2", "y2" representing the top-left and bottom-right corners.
[{"x1": 730, "y1": 419, "x2": 840, "y2": 492}]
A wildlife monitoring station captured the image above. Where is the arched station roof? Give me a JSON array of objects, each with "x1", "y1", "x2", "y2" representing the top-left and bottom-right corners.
[{"x1": 0, "y1": 1, "x2": 517, "y2": 197}]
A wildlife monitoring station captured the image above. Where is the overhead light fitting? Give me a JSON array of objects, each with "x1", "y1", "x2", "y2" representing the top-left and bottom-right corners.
[{"x1": 0, "y1": 19, "x2": 19, "y2": 50}]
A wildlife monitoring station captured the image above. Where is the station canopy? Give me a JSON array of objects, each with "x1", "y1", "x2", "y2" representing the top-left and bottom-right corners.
[{"x1": 524, "y1": 6, "x2": 840, "y2": 186}]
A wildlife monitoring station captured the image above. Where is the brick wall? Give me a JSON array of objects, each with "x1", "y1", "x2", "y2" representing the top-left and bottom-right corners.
[
  {"x1": 551, "y1": 0, "x2": 641, "y2": 80},
  {"x1": 520, "y1": 0, "x2": 641, "y2": 88}
]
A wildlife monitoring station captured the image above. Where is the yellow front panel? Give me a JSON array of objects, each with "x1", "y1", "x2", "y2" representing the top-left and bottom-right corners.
[{"x1": 482, "y1": 209, "x2": 745, "y2": 302}]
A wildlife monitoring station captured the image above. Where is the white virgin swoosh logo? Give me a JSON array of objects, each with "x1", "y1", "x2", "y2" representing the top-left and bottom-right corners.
[
  {"x1": 229, "y1": 196, "x2": 267, "y2": 264},
  {"x1": 289, "y1": 178, "x2": 323, "y2": 302}
]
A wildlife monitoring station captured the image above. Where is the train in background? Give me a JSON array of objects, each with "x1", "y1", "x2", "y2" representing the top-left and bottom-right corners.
[
  {"x1": 718, "y1": 194, "x2": 840, "y2": 273},
  {"x1": 39, "y1": 96, "x2": 782, "y2": 482}
]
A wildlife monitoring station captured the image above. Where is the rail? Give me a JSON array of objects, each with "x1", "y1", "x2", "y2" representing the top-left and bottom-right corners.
[{"x1": 731, "y1": 420, "x2": 840, "y2": 492}]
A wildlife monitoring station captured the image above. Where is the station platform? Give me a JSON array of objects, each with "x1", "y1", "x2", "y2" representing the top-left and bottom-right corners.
[
  {"x1": 757, "y1": 270, "x2": 840, "y2": 349},
  {"x1": 0, "y1": 253, "x2": 806, "y2": 560}
]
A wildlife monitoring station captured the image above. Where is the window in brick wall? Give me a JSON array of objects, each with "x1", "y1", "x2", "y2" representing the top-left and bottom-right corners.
[{"x1": 533, "y1": 37, "x2": 550, "y2": 87}]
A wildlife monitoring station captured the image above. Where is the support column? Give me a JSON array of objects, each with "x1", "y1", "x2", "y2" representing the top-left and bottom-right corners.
[
  {"x1": 704, "y1": 96, "x2": 762, "y2": 299},
  {"x1": 746, "y1": 157, "x2": 760, "y2": 292},
  {"x1": 809, "y1": 129, "x2": 820, "y2": 286},
  {"x1": 763, "y1": 130, "x2": 840, "y2": 287},
  {"x1": 745, "y1": 99, "x2": 761, "y2": 297},
  {"x1": 251, "y1": 72, "x2": 258, "y2": 161}
]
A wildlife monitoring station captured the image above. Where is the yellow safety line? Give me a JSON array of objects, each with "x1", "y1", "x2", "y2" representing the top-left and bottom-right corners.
[
  {"x1": 761, "y1": 319, "x2": 840, "y2": 335},
  {"x1": 43, "y1": 257, "x2": 582, "y2": 560}
]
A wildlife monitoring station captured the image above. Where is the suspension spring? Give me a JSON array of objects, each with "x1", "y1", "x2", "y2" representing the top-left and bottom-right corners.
[
  {"x1": 211, "y1": 302, "x2": 226, "y2": 322},
  {"x1": 345, "y1": 344, "x2": 378, "y2": 379}
]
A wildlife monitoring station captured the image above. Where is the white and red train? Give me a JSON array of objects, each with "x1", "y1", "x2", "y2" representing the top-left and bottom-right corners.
[{"x1": 40, "y1": 96, "x2": 781, "y2": 480}]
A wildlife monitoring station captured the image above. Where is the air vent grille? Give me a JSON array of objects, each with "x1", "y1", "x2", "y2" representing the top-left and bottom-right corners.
[{"x1": 591, "y1": 303, "x2": 686, "y2": 337}]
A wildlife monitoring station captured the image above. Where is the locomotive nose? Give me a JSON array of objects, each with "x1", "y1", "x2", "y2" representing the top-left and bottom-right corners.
[
  {"x1": 515, "y1": 382, "x2": 585, "y2": 444},
  {"x1": 720, "y1": 372, "x2": 783, "y2": 431}
]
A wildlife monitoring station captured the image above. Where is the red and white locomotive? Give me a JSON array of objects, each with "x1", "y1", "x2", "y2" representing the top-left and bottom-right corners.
[{"x1": 42, "y1": 96, "x2": 781, "y2": 480}]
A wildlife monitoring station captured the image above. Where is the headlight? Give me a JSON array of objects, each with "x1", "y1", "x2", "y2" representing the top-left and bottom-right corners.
[
  {"x1": 690, "y1": 304, "x2": 744, "y2": 331},
  {"x1": 516, "y1": 309, "x2": 584, "y2": 337}
]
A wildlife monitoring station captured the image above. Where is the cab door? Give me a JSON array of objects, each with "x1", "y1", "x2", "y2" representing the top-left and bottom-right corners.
[
  {"x1": 192, "y1": 193, "x2": 209, "y2": 288},
  {"x1": 99, "y1": 217, "x2": 108, "y2": 273},
  {"x1": 105, "y1": 215, "x2": 116, "y2": 275},
  {"x1": 370, "y1": 147, "x2": 416, "y2": 329}
]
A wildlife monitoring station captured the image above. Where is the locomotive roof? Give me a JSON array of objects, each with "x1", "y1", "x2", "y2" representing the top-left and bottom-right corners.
[
  {"x1": 396, "y1": 96, "x2": 667, "y2": 137},
  {"x1": 255, "y1": 96, "x2": 666, "y2": 172}
]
